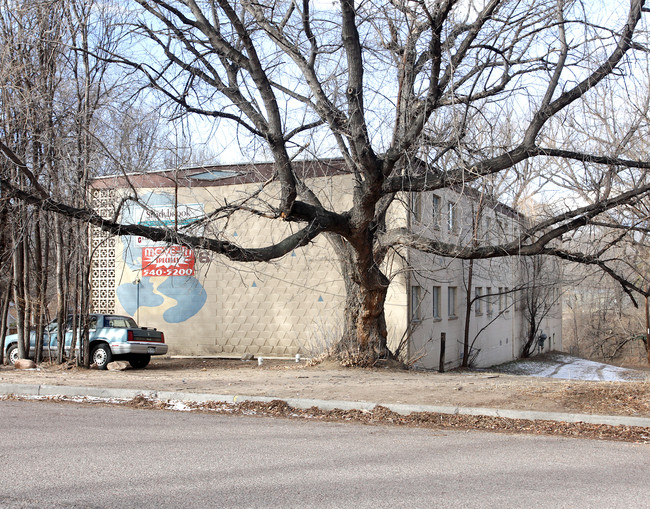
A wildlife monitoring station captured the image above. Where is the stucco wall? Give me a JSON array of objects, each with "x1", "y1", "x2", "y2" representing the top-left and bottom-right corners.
[{"x1": 102, "y1": 176, "x2": 355, "y2": 357}]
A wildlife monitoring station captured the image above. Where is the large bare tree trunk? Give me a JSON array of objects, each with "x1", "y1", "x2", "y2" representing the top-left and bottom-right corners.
[
  {"x1": 338, "y1": 284, "x2": 390, "y2": 365},
  {"x1": 335, "y1": 243, "x2": 391, "y2": 366}
]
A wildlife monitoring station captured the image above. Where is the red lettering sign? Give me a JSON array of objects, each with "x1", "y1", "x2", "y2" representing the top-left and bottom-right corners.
[{"x1": 142, "y1": 246, "x2": 195, "y2": 277}]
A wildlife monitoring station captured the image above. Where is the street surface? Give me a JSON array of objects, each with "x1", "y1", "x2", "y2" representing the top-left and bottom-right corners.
[{"x1": 0, "y1": 400, "x2": 649, "y2": 508}]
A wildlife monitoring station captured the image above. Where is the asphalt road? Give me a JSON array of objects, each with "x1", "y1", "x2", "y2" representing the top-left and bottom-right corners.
[{"x1": 0, "y1": 400, "x2": 649, "y2": 508}]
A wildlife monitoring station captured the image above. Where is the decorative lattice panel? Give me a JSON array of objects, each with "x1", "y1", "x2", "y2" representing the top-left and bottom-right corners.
[{"x1": 89, "y1": 189, "x2": 116, "y2": 314}]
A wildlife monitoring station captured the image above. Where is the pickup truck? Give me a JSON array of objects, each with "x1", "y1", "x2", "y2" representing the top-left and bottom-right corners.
[{"x1": 4, "y1": 314, "x2": 167, "y2": 370}]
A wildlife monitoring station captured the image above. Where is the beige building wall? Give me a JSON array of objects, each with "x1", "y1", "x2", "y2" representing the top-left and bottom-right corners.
[
  {"x1": 103, "y1": 176, "x2": 359, "y2": 358},
  {"x1": 91, "y1": 169, "x2": 561, "y2": 368}
]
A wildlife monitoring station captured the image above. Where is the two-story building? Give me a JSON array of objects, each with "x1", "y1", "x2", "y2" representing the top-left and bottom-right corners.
[{"x1": 89, "y1": 160, "x2": 561, "y2": 369}]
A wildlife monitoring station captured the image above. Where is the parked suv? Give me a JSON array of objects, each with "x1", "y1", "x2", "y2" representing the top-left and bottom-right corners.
[{"x1": 4, "y1": 314, "x2": 167, "y2": 369}]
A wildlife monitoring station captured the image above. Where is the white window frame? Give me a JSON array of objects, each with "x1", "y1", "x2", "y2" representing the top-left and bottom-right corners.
[
  {"x1": 432, "y1": 286, "x2": 441, "y2": 319},
  {"x1": 448, "y1": 286, "x2": 457, "y2": 317},
  {"x1": 486, "y1": 286, "x2": 493, "y2": 315},
  {"x1": 411, "y1": 285, "x2": 422, "y2": 321},
  {"x1": 447, "y1": 201, "x2": 457, "y2": 233},
  {"x1": 411, "y1": 192, "x2": 422, "y2": 223}
]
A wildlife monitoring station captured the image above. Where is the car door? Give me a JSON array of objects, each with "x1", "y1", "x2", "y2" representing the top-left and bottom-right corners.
[
  {"x1": 42, "y1": 320, "x2": 59, "y2": 360},
  {"x1": 64, "y1": 316, "x2": 98, "y2": 357},
  {"x1": 62, "y1": 316, "x2": 74, "y2": 357}
]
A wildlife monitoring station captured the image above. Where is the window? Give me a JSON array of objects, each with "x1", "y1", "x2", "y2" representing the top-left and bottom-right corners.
[
  {"x1": 411, "y1": 285, "x2": 422, "y2": 321},
  {"x1": 448, "y1": 286, "x2": 457, "y2": 317},
  {"x1": 497, "y1": 219, "x2": 506, "y2": 241},
  {"x1": 498, "y1": 287, "x2": 504, "y2": 312},
  {"x1": 432, "y1": 194, "x2": 441, "y2": 229},
  {"x1": 485, "y1": 287, "x2": 492, "y2": 315},
  {"x1": 504, "y1": 287, "x2": 510, "y2": 314},
  {"x1": 447, "y1": 202, "x2": 457, "y2": 232},
  {"x1": 411, "y1": 192, "x2": 422, "y2": 223},
  {"x1": 189, "y1": 170, "x2": 242, "y2": 181},
  {"x1": 107, "y1": 316, "x2": 138, "y2": 328},
  {"x1": 484, "y1": 216, "x2": 492, "y2": 242},
  {"x1": 432, "y1": 286, "x2": 441, "y2": 319},
  {"x1": 475, "y1": 287, "x2": 483, "y2": 315}
]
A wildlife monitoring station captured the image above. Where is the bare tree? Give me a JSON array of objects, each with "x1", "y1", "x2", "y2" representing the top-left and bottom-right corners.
[
  {"x1": 3, "y1": 0, "x2": 650, "y2": 366},
  {"x1": 0, "y1": 0, "x2": 137, "y2": 365},
  {"x1": 0, "y1": 0, "x2": 67, "y2": 363},
  {"x1": 519, "y1": 255, "x2": 562, "y2": 357},
  {"x1": 564, "y1": 231, "x2": 650, "y2": 364}
]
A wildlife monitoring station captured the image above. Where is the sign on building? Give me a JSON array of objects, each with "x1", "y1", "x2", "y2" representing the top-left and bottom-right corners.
[
  {"x1": 134, "y1": 203, "x2": 205, "y2": 246},
  {"x1": 142, "y1": 245, "x2": 196, "y2": 277}
]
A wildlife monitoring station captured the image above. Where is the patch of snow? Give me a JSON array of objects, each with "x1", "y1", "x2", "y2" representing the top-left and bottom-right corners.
[
  {"x1": 493, "y1": 353, "x2": 648, "y2": 381},
  {"x1": 165, "y1": 400, "x2": 192, "y2": 412}
]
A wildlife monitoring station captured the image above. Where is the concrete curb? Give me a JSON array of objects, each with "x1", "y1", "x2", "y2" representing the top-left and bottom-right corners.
[{"x1": 1, "y1": 383, "x2": 649, "y2": 429}]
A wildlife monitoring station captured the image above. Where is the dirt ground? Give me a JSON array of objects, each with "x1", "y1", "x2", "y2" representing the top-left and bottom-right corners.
[{"x1": 2, "y1": 355, "x2": 650, "y2": 418}]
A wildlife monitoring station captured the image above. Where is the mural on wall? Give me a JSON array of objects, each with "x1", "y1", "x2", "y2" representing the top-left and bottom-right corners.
[{"x1": 116, "y1": 192, "x2": 207, "y2": 323}]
